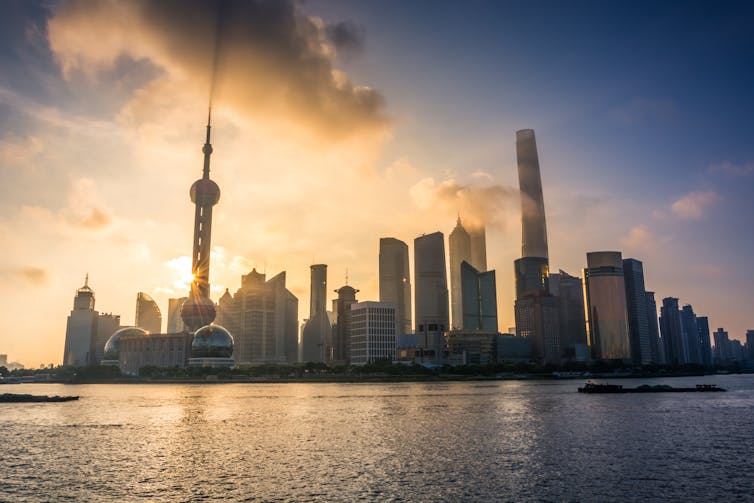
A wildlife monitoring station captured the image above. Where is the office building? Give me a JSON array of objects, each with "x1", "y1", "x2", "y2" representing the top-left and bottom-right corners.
[
  {"x1": 449, "y1": 218, "x2": 472, "y2": 329},
  {"x1": 469, "y1": 225, "x2": 487, "y2": 272},
  {"x1": 460, "y1": 261, "x2": 497, "y2": 331},
  {"x1": 216, "y1": 269, "x2": 299, "y2": 365},
  {"x1": 550, "y1": 270, "x2": 588, "y2": 361},
  {"x1": 93, "y1": 313, "x2": 120, "y2": 364},
  {"x1": 167, "y1": 297, "x2": 187, "y2": 333},
  {"x1": 379, "y1": 238, "x2": 412, "y2": 335},
  {"x1": 331, "y1": 285, "x2": 359, "y2": 365},
  {"x1": 414, "y1": 232, "x2": 450, "y2": 338},
  {"x1": 515, "y1": 295, "x2": 559, "y2": 364},
  {"x1": 350, "y1": 302, "x2": 397, "y2": 365},
  {"x1": 623, "y1": 259, "x2": 652, "y2": 365},
  {"x1": 135, "y1": 292, "x2": 162, "y2": 334},
  {"x1": 63, "y1": 275, "x2": 98, "y2": 366},
  {"x1": 584, "y1": 251, "x2": 631, "y2": 361},
  {"x1": 301, "y1": 264, "x2": 331, "y2": 362},
  {"x1": 746, "y1": 330, "x2": 754, "y2": 361}
]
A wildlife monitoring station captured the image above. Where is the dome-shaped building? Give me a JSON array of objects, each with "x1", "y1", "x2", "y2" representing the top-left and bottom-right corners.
[
  {"x1": 101, "y1": 327, "x2": 148, "y2": 365},
  {"x1": 188, "y1": 324, "x2": 235, "y2": 368}
]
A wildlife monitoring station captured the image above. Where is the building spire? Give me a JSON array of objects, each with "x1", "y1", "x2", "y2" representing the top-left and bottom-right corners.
[
  {"x1": 84, "y1": 273, "x2": 89, "y2": 288},
  {"x1": 202, "y1": 105, "x2": 213, "y2": 179}
]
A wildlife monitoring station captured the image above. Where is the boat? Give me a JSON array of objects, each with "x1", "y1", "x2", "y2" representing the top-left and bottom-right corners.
[
  {"x1": 578, "y1": 382, "x2": 726, "y2": 394},
  {"x1": 0, "y1": 393, "x2": 79, "y2": 403}
]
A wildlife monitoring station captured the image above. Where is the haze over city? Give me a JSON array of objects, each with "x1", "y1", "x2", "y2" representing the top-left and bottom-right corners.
[{"x1": 1, "y1": 0, "x2": 753, "y2": 367}]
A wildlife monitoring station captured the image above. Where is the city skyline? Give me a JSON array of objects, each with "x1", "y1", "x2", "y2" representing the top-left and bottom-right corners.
[{"x1": 2, "y1": 1, "x2": 754, "y2": 366}]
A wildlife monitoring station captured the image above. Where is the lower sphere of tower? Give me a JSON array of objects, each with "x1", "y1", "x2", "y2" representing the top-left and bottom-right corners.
[{"x1": 180, "y1": 296, "x2": 217, "y2": 333}]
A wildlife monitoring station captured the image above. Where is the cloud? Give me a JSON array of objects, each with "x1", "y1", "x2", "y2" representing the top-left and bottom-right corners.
[
  {"x1": 671, "y1": 191, "x2": 719, "y2": 220},
  {"x1": 620, "y1": 225, "x2": 654, "y2": 251},
  {"x1": 21, "y1": 267, "x2": 49, "y2": 285},
  {"x1": 409, "y1": 177, "x2": 518, "y2": 229},
  {"x1": 707, "y1": 161, "x2": 754, "y2": 177},
  {"x1": 47, "y1": 0, "x2": 389, "y2": 139},
  {"x1": 325, "y1": 21, "x2": 365, "y2": 54},
  {"x1": 608, "y1": 97, "x2": 675, "y2": 125},
  {"x1": 65, "y1": 178, "x2": 113, "y2": 230}
]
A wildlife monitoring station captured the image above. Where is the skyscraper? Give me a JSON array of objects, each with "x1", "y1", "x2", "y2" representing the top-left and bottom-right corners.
[
  {"x1": 167, "y1": 297, "x2": 187, "y2": 333},
  {"x1": 93, "y1": 313, "x2": 120, "y2": 364},
  {"x1": 135, "y1": 292, "x2": 162, "y2": 334},
  {"x1": 516, "y1": 129, "x2": 549, "y2": 259},
  {"x1": 301, "y1": 264, "x2": 331, "y2": 362},
  {"x1": 331, "y1": 285, "x2": 359, "y2": 365},
  {"x1": 414, "y1": 232, "x2": 449, "y2": 337},
  {"x1": 645, "y1": 291, "x2": 664, "y2": 364},
  {"x1": 659, "y1": 297, "x2": 687, "y2": 365},
  {"x1": 469, "y1": 226, "x2": 487, "y2": 272},
  {"x1": 584, "y1": 251, "x2": 631, "y2": 361},
  {"x1": 378, "y1": 238, "x2": 412, "y2": 335},
  {"x1": 697, "y1": 316, "x2": 712, "y2": 366},
  {"x1": 216, "y1": 269, "x2": 299, "y2": 364},
  {"x1": 460, "y1": 261, "x2": 497, "y2": 331},
  {"x1": 680, "y1": 305, "x2": 703, "y2": 365},
  {"x1": 513, "y1": 129, "x2": 557, "y2": 364},
  {"x1": 449, "y1": 218, "x2": 472, "y2": 329},
  {"x1": 63, "y1": 275, "x2": 98, "y2": 366},
  {"x1": 180, "y1": 112, "x2": 222, "y2": 333},
  {"x1": 549, "y1": 270, "x2": 588, "y2": 361},
  {"x1": 623, "y1": 258, "x2": 652, "y2": 365}
]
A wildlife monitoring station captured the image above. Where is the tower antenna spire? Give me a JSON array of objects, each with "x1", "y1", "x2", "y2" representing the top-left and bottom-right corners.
[
  {"x1": 202, "y1": 104, "x2": 213, "y2": 179},
  {"x1": 84, "y1": 273, "x2": 89, "y2": 287}
]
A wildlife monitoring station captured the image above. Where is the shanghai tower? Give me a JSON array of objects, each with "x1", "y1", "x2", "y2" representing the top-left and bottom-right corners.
[
  {"x1": 181, "y1": 111, "x2": 221, "y2": 333},
  {"x1": 516, "y1": 129, "x2": 548, "y2": 259}
]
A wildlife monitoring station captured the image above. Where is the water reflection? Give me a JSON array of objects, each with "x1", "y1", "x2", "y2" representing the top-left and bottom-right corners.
[{"x1": 1, "y1": 376, "x2": 753, "y2": 501}]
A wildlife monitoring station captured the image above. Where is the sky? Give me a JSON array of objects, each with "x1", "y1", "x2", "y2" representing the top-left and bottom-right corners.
[{"x1": 1, "y1": 0, "x2": 753, "y2": 367}]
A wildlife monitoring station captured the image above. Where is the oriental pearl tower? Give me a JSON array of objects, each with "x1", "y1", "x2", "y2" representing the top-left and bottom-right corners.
[{"x1": 180, "y1": 110, "x2": 234, "y2": 366}]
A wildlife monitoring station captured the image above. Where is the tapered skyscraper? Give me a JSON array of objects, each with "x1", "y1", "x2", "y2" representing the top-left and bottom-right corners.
[
  {"x1": 449, "y1": 218, "x2": 471, "y2": 329},
  {"x1": 181, "y1": 111, "x2": 221, "y2": 332},
  {"x1": 301, "y1": 264, "x2": 331, "y2": 362},
  {"x1": 516, "y1": 129, "x2": 549, "y2": 259}
]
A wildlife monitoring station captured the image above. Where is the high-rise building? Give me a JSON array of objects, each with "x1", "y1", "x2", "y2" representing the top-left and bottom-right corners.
[
  {"x1": 135, "y1": 292, "x2": 162, "y2": 334},
  {"x1": 549, "y1": 270, "x2": 588, "y2": 361},
  {"x1": 746, "y1": 329, "x2": 754, "y2": 361},
  {"x1": 449, "y1": 218, "x2": 472, "y2": 329},
  {"x1": 713, "y1": 328, "x2": 731, "y2": 363},
  {"x1": 584, "y1": 251, "x2": 631, "y2": 361},
  {"x1": 514, "y1": 295, "x2": 559, "y2": 364},
  {"x1": 645, "y1": 291, "x2": 664, "y2": 364},
  {"x1": 516, "y1": 129, "x2": 549, "y2": 259},
  {"x1": 331, "y1": 285, "x2": 359, "y2": 365},
  {"x1": 697, "y1": 316, "x2": 712, "y2": 366},
  {"x1": 167, "y1": 297, "x2": 187, "y2": 333},
  {"x1": 623, "y1": 259, "x2": 652, "y2": 365},
  {"x1": 414, "y1": 232, "x2": 449, "y2": 337},
  {"x1": 659, "y1": 297, "x2": 687, "y2": 365},
  {"x1": 180, "y1": 113, "x2": 222, "y2": 334},
  {"x1": 216, "y1": 269, "x2": 299, "y2": 365},
  {"x1": 93, "y1": 313, "x2": 120, "y2": 364},
  {"x1": 680, "y1": 305, "x2": 703, "y2": 365},
  {"x1": 513, "y1": 129, "x2": 557, "y2": 364},
  {"x1": 469, "y1": 226, "x2": 487, "y2": 272},
  {"x1": 349, "y1": 302, "x2": 396, "y2": 365},
  {"x1": 63, "y1": 275, "x2": 98, "y2": 366},
  {"x1": 460, "y1": 261, "x2": 497, "y2": 331},
  {"x1": 301, "y1": 264, "x2": 331, "y2": 363},
  {"x1": 379, "y1": 238, "x2": 412, "y2": 335}
]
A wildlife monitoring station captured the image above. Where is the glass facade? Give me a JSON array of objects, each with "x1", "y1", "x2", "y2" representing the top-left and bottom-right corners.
[{"x1": 584, "y1": 251, "x2": 631, "y2": 361}]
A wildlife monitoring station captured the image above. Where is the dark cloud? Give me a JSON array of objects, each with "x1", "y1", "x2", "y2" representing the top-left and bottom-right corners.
[
  {"x1": 21, "y1": 266, "x2": 48, "y2": 285},
  {"x1": 49, "y1": 0, "x2": 389, "y2": 139},
  {"x1": 325, "y1": 21, "x2": 365, "y2": 54}
]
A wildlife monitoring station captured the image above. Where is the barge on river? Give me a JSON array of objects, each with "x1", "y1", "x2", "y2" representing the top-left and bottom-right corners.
[{"x1": 578, "y1": 383, "x2": 726, "y2": 394}]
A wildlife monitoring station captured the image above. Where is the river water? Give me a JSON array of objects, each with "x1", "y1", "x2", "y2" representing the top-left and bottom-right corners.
[{"x1": 2, "y1": 375, "x2": 753, "y2": 502}]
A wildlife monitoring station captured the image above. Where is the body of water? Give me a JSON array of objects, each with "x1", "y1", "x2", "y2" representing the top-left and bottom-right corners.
[{"x1": 2, "y1": 375, "x2": 754, "y2": 501}]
